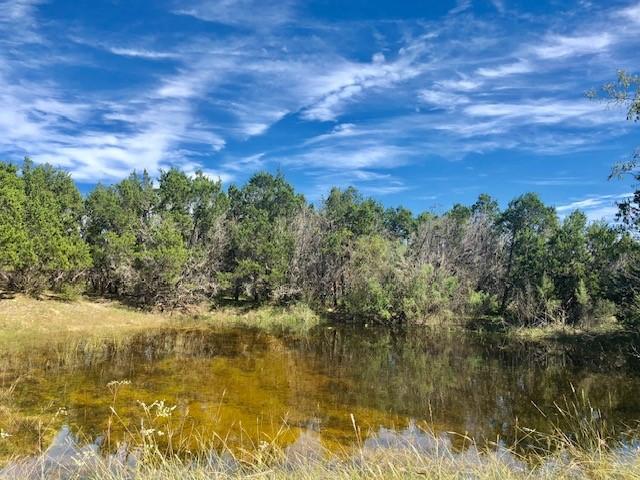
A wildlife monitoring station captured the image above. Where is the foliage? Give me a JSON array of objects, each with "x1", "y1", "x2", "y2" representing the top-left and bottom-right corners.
[
  {"x1": 83, "y1": 169, "x2": 227, "y2": 308},
  {"x1": 0, "y1": 159, "x2": 638, "y2": 327},
  {"x1": 342, "y1": 235, "x2": 401, "y2": 320},
  {"x1": 590, "y1": 70, "x2": 640, "y2": 232},
  {"x1": 0, "y1": 160, "x2": 90, "y2": 294}
]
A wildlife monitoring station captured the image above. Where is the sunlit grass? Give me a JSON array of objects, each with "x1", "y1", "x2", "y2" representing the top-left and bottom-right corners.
[
  {"x1": 506, "y1": 320, "x2": 626, "y2": 342},
  {"x1": 205, "y1": 303, "x2": 321, "y2": 334},
  {"x1": 0, "y1": 294, "x2": 322, "y2": 356}
]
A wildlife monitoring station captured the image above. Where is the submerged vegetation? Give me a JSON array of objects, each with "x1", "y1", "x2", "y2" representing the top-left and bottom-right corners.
[{"x1": 2, "y1": 316, "x2": 640, "y2": 479}]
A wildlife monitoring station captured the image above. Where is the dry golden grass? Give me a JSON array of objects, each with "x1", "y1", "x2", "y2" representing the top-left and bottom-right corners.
[
  {"x1": 0, "y1": 293, "x2": 173, "y2": 351},
  {"x1": 0, "y1": 293, "x2": 321, "y2": 357}
]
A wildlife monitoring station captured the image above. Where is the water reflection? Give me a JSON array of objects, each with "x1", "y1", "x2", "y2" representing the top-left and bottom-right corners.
[
  {"x1": 2, "y1": 423, "x2": 526, "y2": 479},
  {"x1": 1, "y1": 325, "x2": 640, "y2": 464}
]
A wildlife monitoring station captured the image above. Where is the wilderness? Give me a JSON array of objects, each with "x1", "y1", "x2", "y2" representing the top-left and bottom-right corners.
[
  {"x1": 2, "y1": 111, "x2": 640, "y2": 477},
  {"x1": 1, "y1": 153, "x2": 640, "y2": 330},
  {"x1": 2, "y1": 0, "x2": 640, "y2": 477}
]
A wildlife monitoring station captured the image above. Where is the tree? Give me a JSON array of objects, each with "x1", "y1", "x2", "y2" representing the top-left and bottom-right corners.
[
  {"x1": 547, "y1": 211, "x2": 591, "y2": 324},
  {"x1": 343, "y1": 235, "x2": 402, "y2": 321},
  {"x1": 320, "y1": 187, "x2": 385, "y2": 307},
  {"x1": 446, "y1": 203, "x2": 472, "y2": 224},
  {"x1": 1, "y1": 160, "x2": 91, "y2": 293},
  {"x1": 497, "y1": 193, "x2": 557, "y2": 322},
  {"x1": 0, "y1": 163, "x2": 29, "y2": 281},
  {"x1": 227, "y1": 172, "x2": 304, "y2": 302},
  {"x1": 84, "y1": 172, "x2": 158, "y2": 296},
  {"x1": 471, "y1": 193, "x2": 500, "y2": 220},
  {"x1": 384, "y1": 206, "x2": 416, "y2": 241},
  {"x1": 85, "y1": 169, "x2": 227, "y2": 307},
  {"x1": 590, "y1": 70, "x2": 640, "y2": 232},
  {"x1": 134, "y1": 218, "x2": 189, "y2": 308}
]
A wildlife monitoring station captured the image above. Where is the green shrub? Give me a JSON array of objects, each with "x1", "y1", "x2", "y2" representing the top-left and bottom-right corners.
[
  {"x1": 56, "y1": 283, "x2": 84, "y2": 302},
  {"x1": 620, "y1": 293, "x2": 640, "y2": 329},
  {"x1": 400, "y1": 264, "x2": 458, "y2": 322},
  {"x1": 468, "y1": 290, "x2": 499, "y2": 316}
]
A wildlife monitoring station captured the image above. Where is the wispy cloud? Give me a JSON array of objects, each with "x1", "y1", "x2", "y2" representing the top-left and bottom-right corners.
[
  {"x1": 556, "y1": 193, "x2": 632, "y2": 222},
  {"x1": 300, "y1": 48, "x2": 427, "y2": 121},
  {"x1": 448, "y1": 0, "x2": 472, "y2": 15},
  {"x1": 0, "y1": 0, "x2": 638, "y2": 208},
  {"x1": 476, "y1": 60, "x2": 532, "y2": 78},
  {"x1": 107, "y1": 47, "x2": 179, "y2": 60},
  {"x1": 463, "y1": 99, "x2": 607, "y2": 125},
  {"x1": 173, "y1": 0, "x2": 295, "y2": 29},
  {"x1": 532, "y1": 33, "x2": 614, "y2": 59},
  {"x1": 620, "y1": 2, "x2": 640, "y2": 23}
]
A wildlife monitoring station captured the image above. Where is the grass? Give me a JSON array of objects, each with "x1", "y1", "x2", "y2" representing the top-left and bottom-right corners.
[
  {"x1": 464, "y1": 313, "x2": 634, "y2": 344},
  {"x1": 204, "y1": 303, "x2": 322, "y2": 334},
  {"x1": 2, "y1": 400, "x2": 640, "y2": 480},
  {"x1": 0, "y1": 293, "x2": 322, "y2": 354},
  {"x1": 0, "y1": 294, "x2": 639, "y2": 478},
  {"x1": 505, "y1": 320, "x2": 628, "y2": 342}
]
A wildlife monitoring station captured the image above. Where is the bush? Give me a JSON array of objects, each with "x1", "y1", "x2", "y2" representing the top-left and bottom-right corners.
[
  {"x1": 619, "y1": 293, "x2": 640, "y2": 329},
  {"x1": 467, "y1": 290, "x2": 499, "y2": 316},
  {"x1": 56, "y1": 283, "x2": 84, "y2": 302},
  {"x1": 400, "y1": 264, "x2": 458, "y2": 323}
]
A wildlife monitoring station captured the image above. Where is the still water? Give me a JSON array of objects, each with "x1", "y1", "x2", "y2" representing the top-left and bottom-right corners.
[{"x1": 2, "y1": 325, "x2": 640, "y2": 463}]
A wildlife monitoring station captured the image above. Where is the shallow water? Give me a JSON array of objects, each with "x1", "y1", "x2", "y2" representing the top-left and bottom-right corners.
[{"x1": 2, "y1": 325, "x2": 640, "y2": 464}]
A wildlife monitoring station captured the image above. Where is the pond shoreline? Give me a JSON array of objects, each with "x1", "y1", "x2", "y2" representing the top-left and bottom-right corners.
[
  {"x1": 0, "y1": 293, "x2": 635, "y2": 350},
  {"x1": 2, "y1": 294, "x2": 640, "y2": 479}
]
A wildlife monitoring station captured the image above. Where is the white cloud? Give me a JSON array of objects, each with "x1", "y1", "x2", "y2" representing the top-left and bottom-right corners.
[
  {"x1": 620, "y1": 2, "x2": 640, "y2": 23},
  {"x1": 300, "y1": 48, "x2": 426, "y2": 121},
  {"x1": 464, "y1": 99, "x2": 606, "y2": 125},
  {"x1": 282, "y1": 144, "x2": 411, "y2": 171},
  {"x1": 436, "y1": 79, "x2": 482, "y2": 91},
  {"x1": 476, "y1": 60, "x2": 532, "y2": 78},
  {"x1": 419, "y1": 89, "x2": 470, "y2": 108},
  {"x1": 449, "y1": 0, "x2": 472, "y2": 15},
  {"x1": 173, "y1": 0, "x2": 295, "y2": 28},
  {"x1": 490, "y1": 0, "x2": 506, "y2": 13},
  {"x1": 532, "y1": 33, "x2": 614, "y2": 59},
  {"x1": 0, "y1": 0, "x2": 44, "y2": 44},
  {"x1": 108, "y1": 47, "x2": 179, "y2": 60},
  {"x1": 556, "y1": 193, "x2": 632, "y2": 222}
]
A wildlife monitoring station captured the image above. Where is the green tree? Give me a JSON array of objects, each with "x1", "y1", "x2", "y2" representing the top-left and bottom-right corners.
[
  {"x1": 590, "y1": 71, "x2": 640, "y2": 232},
  {"x1": 471, "y1": 193, "x2": 500, "y2": 220},
  {"x1": 498, "y1": 193, "x2": 557, "y2": 322},
  {"x1": 343, "y1": 234, "x2": 401, "y2": 321},
  {"x1": 227, "y1": 172, "x2": 304, "y2": 302},
  {"x1": 384, "y1": 206, "x2": 416, "y2": 240},
  {"x1": 547, "y1": 211, "x2": 591, "y2": 324},
  {"x1": 134, "y1": 218, "x2": 189, "y2": 308},
  {"x1": 5, "y1": 160, "x2": 91, "y2": 293},
  {"x1": 0, "y1": 163, "x2": 29, "y2": 277},
  {"x1": 321, "y1": 187, "x2": 384, "y2": 307},
  {"x1": 84, "y1": 172, "x2": 158, "y2": 296}
]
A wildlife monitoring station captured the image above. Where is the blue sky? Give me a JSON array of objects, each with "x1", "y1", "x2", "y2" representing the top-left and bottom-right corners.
[{"x1": 1, "y1": 0, "x2": 639, "y2": 219}]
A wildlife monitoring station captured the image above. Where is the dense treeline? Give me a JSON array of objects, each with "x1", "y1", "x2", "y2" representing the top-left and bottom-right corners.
[{"x1": 1, "y1": 158, "x2": 639, "y2": 328}]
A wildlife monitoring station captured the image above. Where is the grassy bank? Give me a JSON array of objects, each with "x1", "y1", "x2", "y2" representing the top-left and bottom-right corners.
[
  {"x1": 0, "y1": 293, "x2": 631, "y2": 353},
  {"x1": 0, "y1": 293, "x2": 322, "y2": 354},
  {"x1": 2, "y1": 415, "x2": 639, "y2": 480},
  {"x1": 464, "y1": 314, "x2": 633, "y2": 344},
  {"x1": 6, "y1": 447, "x2": 640, "y2": 479}
]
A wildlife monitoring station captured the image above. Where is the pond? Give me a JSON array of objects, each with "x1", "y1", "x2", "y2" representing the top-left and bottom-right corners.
[{"x1": 1, "y1": 325, "x2": 640, "y2": 467}]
